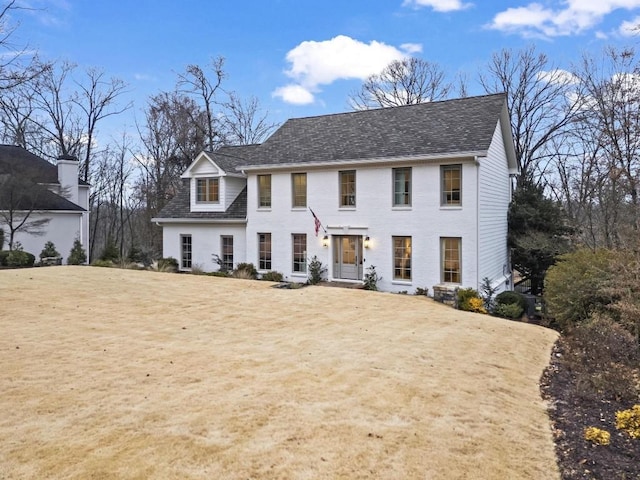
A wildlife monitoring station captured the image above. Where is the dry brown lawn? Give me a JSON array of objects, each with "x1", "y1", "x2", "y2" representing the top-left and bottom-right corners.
[{"x1": 0, "y1": 267, "x2": 560, "y2": 479}]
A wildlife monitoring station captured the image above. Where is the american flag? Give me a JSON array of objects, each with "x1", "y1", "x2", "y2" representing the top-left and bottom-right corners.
[{"x1": 310, "y1": 208, "x2": 322, "y2": 236}]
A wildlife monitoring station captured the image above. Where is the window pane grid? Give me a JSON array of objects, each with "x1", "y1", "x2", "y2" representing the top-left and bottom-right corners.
[
  {"x1": 221, "y1": 236, "x2": 233, "y2": 271},
  {"x1": 292, "y1": 233, "x2": 307, "y2": 272},
  {"x1": 442, "y1": 165, "x2": 461, "y2": 205},
  {"x1": 196, "y1": 178, "x2": 219, "y2": 203},
  {"x1": 258, "y1": 175, "x2": 271, "y2": 207},
  {"x1": 340, "y1": 170, "x2": 356, "y2": 207},
  {"x1": 292, "y1": 173, "x2": 307, "y2": 208},
  {"x1": 181, "y1": 235, "x2": 192, "y2": 269},
  {"x1": 259, "y1": 233, "x2": 271, "y2": 270},
  {"x1": 393, "y1": 236, "x2": 412, "y2": 280},
  {"x1": 393, "y1": 167, "x2": 411, "y2": 206},
  {"x1": 442, "y1": 237, "x2": 461, "y2": 283}
]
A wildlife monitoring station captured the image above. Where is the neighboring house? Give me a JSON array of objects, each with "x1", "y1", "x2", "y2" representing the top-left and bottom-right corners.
[
  {"x1": 153, "y1": 93, "x2": 518, "y2": 295},
  {"x1": 0, "y1": 145, "x2": 89, "y2": 262}
]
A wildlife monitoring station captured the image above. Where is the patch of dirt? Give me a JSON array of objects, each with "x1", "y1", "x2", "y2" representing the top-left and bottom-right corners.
[{"x1": 540, "y1": 342, "x2": 640, "y2": 480}]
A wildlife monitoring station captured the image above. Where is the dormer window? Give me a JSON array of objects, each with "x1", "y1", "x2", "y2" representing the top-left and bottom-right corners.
[{"x1": 196, "y1": 178, "x2": 219, "y2": 203}]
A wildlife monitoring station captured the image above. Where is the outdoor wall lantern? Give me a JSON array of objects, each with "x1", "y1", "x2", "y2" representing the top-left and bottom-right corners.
[
  {"x1": 364, "y1": 236, "x2": 370, "y2": 249},
  {"x1": 322, "y1": 235, "x2": 329, "y2": 247}
]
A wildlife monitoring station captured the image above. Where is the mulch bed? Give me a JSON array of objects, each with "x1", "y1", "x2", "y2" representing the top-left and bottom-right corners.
[{"x1": 540, "y1": 342, "x2": 640, "y2": 479}]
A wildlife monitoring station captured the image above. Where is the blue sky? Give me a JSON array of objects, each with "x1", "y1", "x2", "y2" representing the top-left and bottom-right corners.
[{"x1": 10, "y1": 0, "x2": 640, "y2": 134}]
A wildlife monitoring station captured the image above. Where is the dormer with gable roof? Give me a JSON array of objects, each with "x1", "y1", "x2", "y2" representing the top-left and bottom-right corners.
[{"x1": 180, "y1": 147, "x2": 256, "y2": 214}]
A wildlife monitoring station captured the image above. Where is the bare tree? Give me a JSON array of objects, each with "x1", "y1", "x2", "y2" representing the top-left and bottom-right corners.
[
  {"x1": 349, "y1": 57, "x2": 454, "y2": 109},
  {"x1": 479, "y1": 45, "x2": 581, "y2": 187},
  {"x1": 556, "y1": 47, "x2": 640, "y2": 248},
  {"x1": 0, "y1": 167, "x2": 51, "y2": 250},
  {"x1": 31, "y1": 62, "x2": 129, "y2": 181},
  {"x1": 177, "y1": 56, "x2": 226, "y2": 150},
  {"x1": 222, "y1": 93, "x2": 278, "y2": 145}
]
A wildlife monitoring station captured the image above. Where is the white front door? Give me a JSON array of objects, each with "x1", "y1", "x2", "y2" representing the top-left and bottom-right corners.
[{"x1": 333, "y1": 235, "x2": 363, "y2": 280}]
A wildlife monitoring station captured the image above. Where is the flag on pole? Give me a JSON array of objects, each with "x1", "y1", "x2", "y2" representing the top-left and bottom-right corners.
[{"x1": 309, "y1": 208, "x2": 322, "y2": 236}]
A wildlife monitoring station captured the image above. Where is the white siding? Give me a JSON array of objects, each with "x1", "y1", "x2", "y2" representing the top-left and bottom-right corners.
[
  {"x1": 162, "y1": 223, "x2": 246, "y2": 272},
  {"x1": 478, "y1": 120, "x2": 512, "y2": 293},
  {"x1": 11, "y1": 211, "x2": 84, "y2": 263},
  {"x1": 245, "y1": 160, "x2": 480, "y2": 292}
]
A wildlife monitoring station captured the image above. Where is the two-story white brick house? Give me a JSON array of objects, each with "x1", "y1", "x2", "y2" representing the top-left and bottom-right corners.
[{"x1": 153, "y1": 93, "x2": 518, "y2": 294}]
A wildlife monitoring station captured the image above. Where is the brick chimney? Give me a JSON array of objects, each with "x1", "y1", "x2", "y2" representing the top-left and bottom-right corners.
[{"x1": 57, "y1": 154, "x2": 79, "y2": 205}]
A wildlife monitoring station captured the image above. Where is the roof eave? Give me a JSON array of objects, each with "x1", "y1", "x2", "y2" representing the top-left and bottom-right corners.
[
  {"x1": 151, "y1": 217, "x2": 247, "y2": 224},
  {"x1": 237, "y1": 150, "x2": 489, "y2": 172}
]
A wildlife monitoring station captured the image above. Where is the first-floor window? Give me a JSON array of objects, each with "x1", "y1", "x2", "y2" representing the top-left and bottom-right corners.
[
  {"x1": 259, "y1": 233, "x2": 271, "y2": 270},
  {"x1": 181, "y1": 235, "x2": 192, "y2": 269},
  {"x1": 221, "y1": 235, "x2": 233, "y2": 271},
  {"x1": 292, "y1": 233, "x2": 307, "y2": 273},
  {"x1": 393, "y1": 236, "x2": 412, "y2": 280},
  {"x1": 442, "y1": 237, "x2": 461, "y2": 283}
]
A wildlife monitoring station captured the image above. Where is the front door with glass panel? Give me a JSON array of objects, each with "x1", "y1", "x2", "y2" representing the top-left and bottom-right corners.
[{"x1": 333, "y1": 235, "x2": 363, "y2": 280}]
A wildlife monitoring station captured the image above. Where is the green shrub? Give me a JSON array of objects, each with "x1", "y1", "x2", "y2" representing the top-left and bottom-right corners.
[
  {"x1": 0, "y1": 250, "x2": 9, "y2": 266},
  {"x1": 100, "y1": 238, "x2": 120, "y2": 262},
  {"x1": 261, "y1": 270, "x2": 284, "y2": 282},
  {"x1": 7, "y1": 250, "x2": 35, "y2": 267},
  {"x1": 67, "y1": 238, "x2": 87, "y2": 265},
  {"x1": 545, "y1": 248, "x2": 619, "y2": 330},
  {"x1": 307, "y1": 255, "x2": 327, "y2": 285},
  {"x1": 494, "y1": 302, "x2": 524, "y2": 319},
  {"x1": 415, "y1": 287, "x2": 429, "y2": 296},
  {"x1": 0, "y1": 228, "x2": 4, "y2": 250},
  {"x1": 495, "y1": 291, "x2": 527, "y2": 310},
  {"x1": 457, "y1": 288, "x2": 486, "y2": 313},
  {"x1": 39, "y1": 241, "x2": 60, "y2": 259},
  {"x1": 157, "y1": 257, "x2": 178, "y2": 272},
  {"x1": 363, "y1": 265, "x2": 381, "y2": 291},
  {"x1": 232, "y1": 263, "x2": 258, "y2": 279},
  {"x1": 127, "y1": 245, "x2": 152, "y2": 266},
  {"x1": 91, "y1": 259, "x2": 114, "y2": 268}
]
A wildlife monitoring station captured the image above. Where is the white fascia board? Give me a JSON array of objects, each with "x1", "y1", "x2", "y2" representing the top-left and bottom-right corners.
[
  {"x1": 151, "y1": 217, "x2": 247, "y2": 225},
  {"x1": 237, "y1": 150, "x2": 488, "y2": 173}
]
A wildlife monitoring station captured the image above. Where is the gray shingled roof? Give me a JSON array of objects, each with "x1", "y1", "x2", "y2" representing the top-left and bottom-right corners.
[
  {"x1": 155, "y1": 179, "x2": 247, "y2": 220},
  {"x1": 203, "y1": 144, "x2": 260, "y2": 173},
  {"x1": 243, "y1": 93, "x2": 507, "y2": 168},
  {"x1": 0, "y1": 145, "x2": 86, "y2": 212}
]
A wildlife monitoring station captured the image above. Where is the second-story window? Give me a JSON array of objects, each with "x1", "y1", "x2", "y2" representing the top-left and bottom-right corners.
[
  {"x1": 196, "y1": 178, "x2": 219, "y2": 203},
  {"x1": 441, "y1": 165, "x2": 461, "y2": 206},
  {"x1": 393, "y1": 167, "x2": 412, "y2": 206},
  {"x1": 339, "y1": 170, "x2": 356, "y2": 207},
  {"x1": 258, "y1": 174, "x2": 271, "y2": 207},
  {"x1": 292, "y1": 173, "x2": 307, "y2": 208}
]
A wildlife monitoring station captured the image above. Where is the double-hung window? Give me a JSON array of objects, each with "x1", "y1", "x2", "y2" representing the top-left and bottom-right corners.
[
  {"x1": 393, "y1": 236, "x2": 412, "y2": 280},
  {"x1": 339, "y1": 170, "x2": 356, "y2": 207},
  {"x1": 258, "y1": 233, "x2": 271, "y2": 270},
  {"x1": 292, "y1": 173, "x2": 307, "y2": 208},
  {"x1": 196, "y1": 178, "x2": 219, "y2": 203},
  {"x1": 393, "y1": 167, "x2": 412, "y2": 206},
  {"x1": 292, "y1": 233, "x2": 307, "y2": 273},
  {"x1": 258, "y1": 175, "x2": 271, "y2": 208},
  {"x1": 441, "y1": 165, "x2": 461, "y2": 206},
  {"x1": 441, "y1": 237, "x2": 461, "y2": 283},
  {"x1": 221, "y1": 235, "x2": 233, "y2": 271}
]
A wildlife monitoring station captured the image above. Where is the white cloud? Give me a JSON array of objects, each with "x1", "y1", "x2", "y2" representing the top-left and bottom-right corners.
[
  {"x1": 488, "y1": 0, "x2": 640, "y2": 38},
  {"x1": 400, "y1": 43, "x2": 423, "y2": 54},
  {"x1": 272, "y1": 84, "x2": 316, "y2": 105},
  {"x1": 403, "y1": 0, "x2": 472, "y2": 12},
  {"x1": 619, "y1": 15, "x2": 640, "y2": 36},
  {"x1": 273, "y1": 35, "x2": 421, "y2": 105}
]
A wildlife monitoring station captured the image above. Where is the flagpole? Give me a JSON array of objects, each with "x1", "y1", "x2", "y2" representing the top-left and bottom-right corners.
[{"x1": 309, "y1": 207, "x2": 327, "y2": 234}]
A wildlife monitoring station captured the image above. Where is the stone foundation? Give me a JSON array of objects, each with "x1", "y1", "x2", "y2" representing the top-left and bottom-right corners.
[{"x1": 432, "y1": 284, "x2": 459, "y2": 307}]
